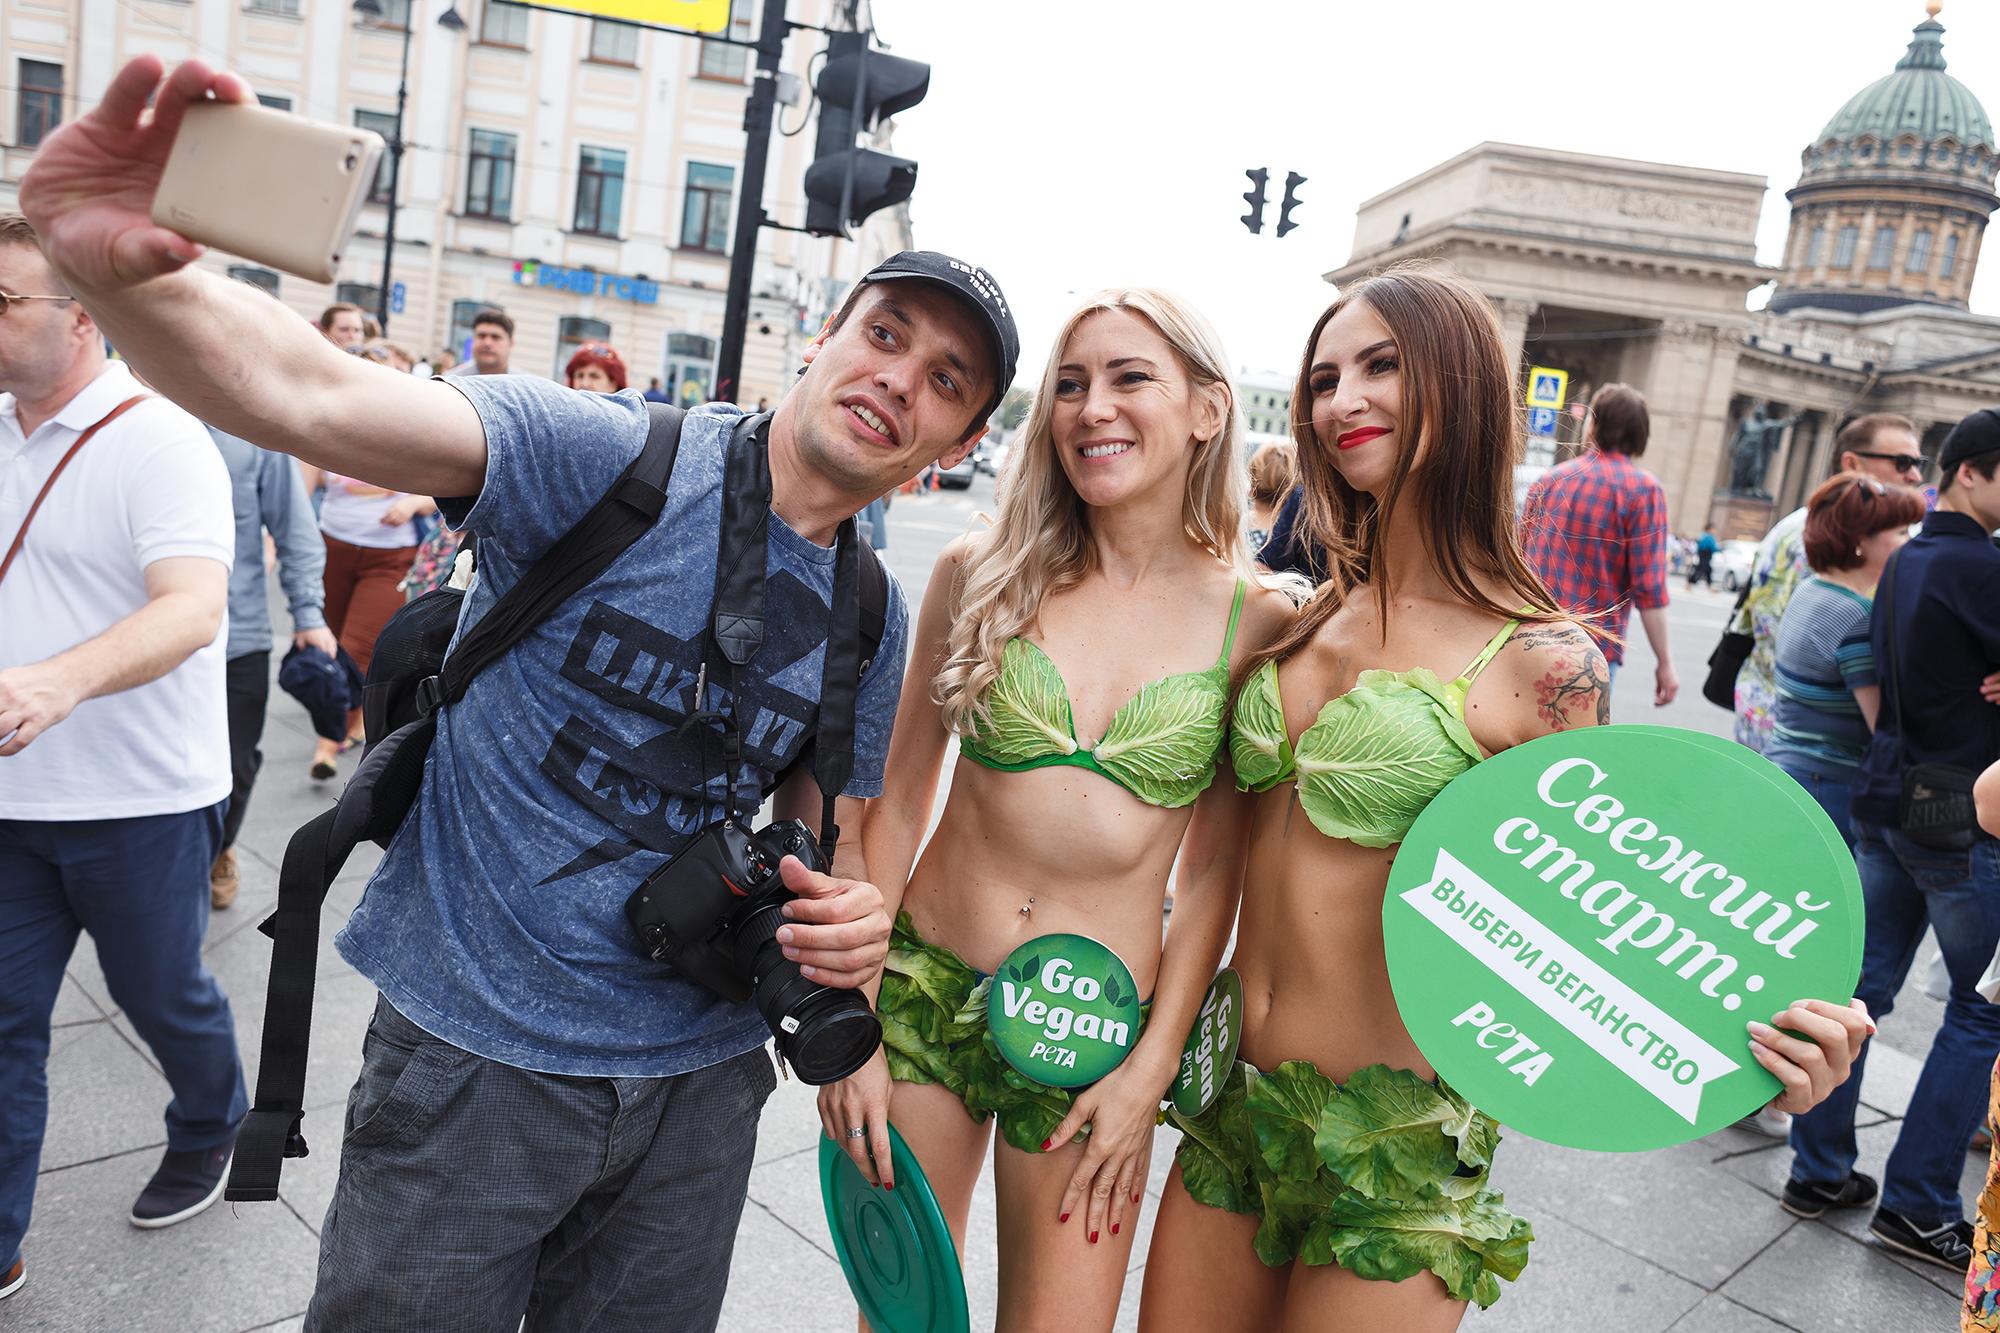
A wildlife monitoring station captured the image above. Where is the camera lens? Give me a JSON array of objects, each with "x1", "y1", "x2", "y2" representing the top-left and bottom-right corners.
[
  {"x1": 731, "y1": 901, "x2": 881, "y2": 1084},
  {"x1": 761, "y1": 979, "x2": 881, "y2": 1083}
]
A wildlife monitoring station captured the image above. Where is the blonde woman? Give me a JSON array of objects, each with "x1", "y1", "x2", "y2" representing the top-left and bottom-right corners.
[{"x1": 818, "y1": 290, "x2": 1292, "y2": 1330}]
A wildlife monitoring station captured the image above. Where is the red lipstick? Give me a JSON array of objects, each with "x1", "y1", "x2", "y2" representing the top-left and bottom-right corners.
[{"x1": 1337, "y1": 426, "x2": 1389, "y2": 450}]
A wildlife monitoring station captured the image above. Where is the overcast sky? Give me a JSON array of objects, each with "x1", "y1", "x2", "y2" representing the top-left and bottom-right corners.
[{"x1": 869, "y1": 0, "x2": 2000, "y2": 390}]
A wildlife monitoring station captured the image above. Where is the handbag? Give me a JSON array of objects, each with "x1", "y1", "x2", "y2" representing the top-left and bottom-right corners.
[
  {"x1": 1700, "y1": 580, "x2": 1755, "y2": 710},
  {"x1": 1875, "y1": 549, "x2": 1979, "y2": 853}
]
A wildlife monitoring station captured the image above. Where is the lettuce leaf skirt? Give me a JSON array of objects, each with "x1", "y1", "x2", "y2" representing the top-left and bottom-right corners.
[
  {"x1": 1165, "y1": 1057, "x2": 1531, "y2": 1308},
  {"x1": 879, "y1": 912, "x2": 1148, "y2": 1155}
]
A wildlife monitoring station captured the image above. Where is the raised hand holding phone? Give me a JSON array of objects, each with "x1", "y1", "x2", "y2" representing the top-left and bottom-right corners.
[{"x1": 18, "y1": 58, "x2": 252, "y2": 293}]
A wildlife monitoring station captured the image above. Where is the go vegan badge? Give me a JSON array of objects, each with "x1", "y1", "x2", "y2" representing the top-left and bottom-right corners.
[
  {"x1": 1171, "y1": 969, "x2": 1242, "y2": 1116},
  {"x1": 1383, "y1": 725, "x2": 1861, "y2": 1151},
  {"x1": 987, "y1": 934, "x2": 1142, "y2": 1088}
]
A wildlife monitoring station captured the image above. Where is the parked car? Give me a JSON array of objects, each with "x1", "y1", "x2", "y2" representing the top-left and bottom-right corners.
[
  {"x1": 974, "y1": 439, "x2": 1011, "y2": 477},
  {"x1": 1714, "y1": 539, "x2": 1759, "y2": 591}
]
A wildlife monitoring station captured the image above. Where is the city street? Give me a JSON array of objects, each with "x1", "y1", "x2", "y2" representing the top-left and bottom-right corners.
[{"x1": 8, "y1": 469, "x2": 1974, "y2": 1333}]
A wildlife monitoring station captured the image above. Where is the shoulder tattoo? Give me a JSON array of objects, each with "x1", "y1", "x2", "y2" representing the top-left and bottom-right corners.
[{"x1": 1513, "y1": 623, "x2": 1611, "y2": 730}]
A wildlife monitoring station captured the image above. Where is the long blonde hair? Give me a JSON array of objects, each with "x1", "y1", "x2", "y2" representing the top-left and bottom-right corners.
[{"x1": 935, "y1": 289, "x2": 1257, "y2": 736}]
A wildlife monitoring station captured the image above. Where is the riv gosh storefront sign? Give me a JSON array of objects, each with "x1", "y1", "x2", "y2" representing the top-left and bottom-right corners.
[{"x1": 512, "y1": 259, "x2": 661, "y2": 304}]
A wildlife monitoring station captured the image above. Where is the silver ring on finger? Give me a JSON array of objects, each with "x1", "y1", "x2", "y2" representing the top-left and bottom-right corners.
[{"x1": 846, "y1": 1126, "x2": 867, "y2": 1139}]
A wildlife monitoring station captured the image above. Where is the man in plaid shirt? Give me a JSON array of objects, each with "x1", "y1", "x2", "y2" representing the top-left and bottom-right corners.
[{"x1": 1520, "y1": 383, "x2": 1680, "y2": 707}]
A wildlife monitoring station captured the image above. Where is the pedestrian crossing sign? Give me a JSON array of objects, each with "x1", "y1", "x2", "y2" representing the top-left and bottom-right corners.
[{"x1": 1526, "y1": 367, "x2": 1569, "y2": 410}]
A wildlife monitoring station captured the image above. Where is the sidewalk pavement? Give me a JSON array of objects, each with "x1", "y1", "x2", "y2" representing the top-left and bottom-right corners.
[{"x1": 5, "y1": 494, "x2": 1978, "y2": 1331}]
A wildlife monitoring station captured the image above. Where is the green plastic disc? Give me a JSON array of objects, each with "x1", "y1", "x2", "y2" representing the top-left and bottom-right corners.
[{"x1": 819, "y1": 1123, "x2": 969, "y2": 1333}]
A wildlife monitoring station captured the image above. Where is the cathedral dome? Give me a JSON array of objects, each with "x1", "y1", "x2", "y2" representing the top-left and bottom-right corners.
[
  {"x1": 1819, "y1": 19, "x2": 1991, "y2": 151},
  {"x1": 1800, "y1": 10, "x2": 1994, "y2": 191},
  {"x1": 1770, "y1": 4, "x2": 1997, "y2": 315}
]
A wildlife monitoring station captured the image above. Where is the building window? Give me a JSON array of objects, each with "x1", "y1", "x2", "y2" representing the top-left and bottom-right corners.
[
  {"x1": 1867, "y1": 227, "x2": 1895, "y2": 270},
  {"x1": 355, "y1": 109, "x2": 398, "y2": 203},
  {"x1": 556, "y1": 316, "x2": 613, "y2": 380},
  {"x1": 464, "y1": 128, "x2": 516, "y2": 219},
  {"x1": 448, "y1": 299, "x2": 492, "y2": 363},
  {"x1": 1941, "y1": 233, "x2": 1959, "y2": 278},
  {"x1": 573, "y1": 145, "x2": 626, "y2": 236},
  {"x1": 257, "y1": 93, "x2": 293, "y2": 111},
  {"x1": 336, "y1": 282, "x2": 382, "y2": 317},
  {"x1": 1906, "y1": 229, "x2": 1933, "y2": 273},
  {"x1": 246, "y1": 0, "x2": 301, "y2": 13},
  {"x1": 698, "y1": 0, "x2": 751, "y2": 79},
  {"x1": 370, "y1": 0, "x2": 411, "y2": 25},
  {"x1": 1806, "y1": 225, "x2": 1825, "y2": 267},
  {"x1": 587, "y1": 19, "x2": 639, "y2": 65},
  {"x1": 227, "y1": 264, "x2": 281, "y2": 296},
  {"x1": 1833, "y1": 225, "x2": 1859, "y2": 268},
  {"x1": 663, "y1": 332, "x2": 717, "y2": 406},
  {"x1": 480, "y1": 0, "x2": 529, "y2": 46},
  {"x1": 17, "y1": 61, "x2": 63, "y2": 149},
  {"x1": 680, "y1": 162, "x2": 734, "y2": 253}
]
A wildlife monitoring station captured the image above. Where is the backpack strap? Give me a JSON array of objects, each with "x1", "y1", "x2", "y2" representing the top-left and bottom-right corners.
[
  {"x1": 423, "y1": 403, "x2": 685, "y2": 714},
  {"x1": 227, "y1": 402, "x2": 686, "y2": 1204},
  {"x1": 763, "y1": 540, "x2": 889, "y2": 827}
]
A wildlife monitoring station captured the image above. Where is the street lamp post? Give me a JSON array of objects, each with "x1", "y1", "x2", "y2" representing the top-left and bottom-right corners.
[{"x1": 351, "y1": 0, "x2": 465, "y2": 336}]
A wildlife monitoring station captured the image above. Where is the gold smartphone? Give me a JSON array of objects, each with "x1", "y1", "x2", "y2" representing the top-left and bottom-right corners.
[{"x1": 152, "y1": 101, "x2": 384, "y2": 284}]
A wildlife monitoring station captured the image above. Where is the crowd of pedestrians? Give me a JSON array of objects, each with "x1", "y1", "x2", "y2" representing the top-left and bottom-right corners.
[{"x1": 0, "y1": 51, "x2": 1990, "y2": 1331}]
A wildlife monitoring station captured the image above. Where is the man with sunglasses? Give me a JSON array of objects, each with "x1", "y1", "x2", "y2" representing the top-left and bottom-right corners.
[
  {"x1": 0, "y1": 211, "x2": 247, "y2": 1303},
  {"x1": 1732, "y1": 413, "x2": 1929, "y2": 757}
]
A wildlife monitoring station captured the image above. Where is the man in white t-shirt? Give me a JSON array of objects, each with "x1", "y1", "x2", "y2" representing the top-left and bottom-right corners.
[{"x1": 0, "y1": 213, "x2": 245, "y2": 1302}]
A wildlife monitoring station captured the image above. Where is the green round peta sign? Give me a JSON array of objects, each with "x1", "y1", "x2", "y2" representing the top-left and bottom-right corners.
[
  {"x1": 987, "y1": 934, "x2": 1142, "y2": 1089},
  {"x1": 1383, "y1": 725, "x2": 1862, "y2": 1151},
  {"x1": 1171, "y1": 969, "x2": 1243, "y2": 1116}
]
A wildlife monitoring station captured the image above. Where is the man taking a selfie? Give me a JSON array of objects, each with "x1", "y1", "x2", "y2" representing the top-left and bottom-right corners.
[{"x1": 20, "y1": 56, "x2": 1018, "y2": 1331}]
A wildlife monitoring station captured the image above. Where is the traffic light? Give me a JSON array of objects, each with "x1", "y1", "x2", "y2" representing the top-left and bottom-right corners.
[
  {"x1": 1241, "y1": 168, "x2": 1268, "y2": 234},
  {"x1": 1277, "y1": 171, "x2": 1306, "y2": 237},
  {"x1": 804, "y1": 32, "x2": 931, "y2": 238}
]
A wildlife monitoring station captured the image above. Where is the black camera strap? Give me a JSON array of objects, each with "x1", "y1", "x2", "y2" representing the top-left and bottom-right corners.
[{"x1": 700, "y1": 412, "x2": 863, "y2": 865}]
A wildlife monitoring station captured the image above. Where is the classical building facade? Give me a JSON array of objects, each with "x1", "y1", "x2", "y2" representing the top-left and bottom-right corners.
[
  {"x1": 1238, "y1": 368, "x2": 1295, "y2": 447},
  {"x1": 0, "y1": 0, "x2": 911, "y2": 406},
  {"x1": 1325, "y1": 3, "x2": 1998, "y2": 538}
]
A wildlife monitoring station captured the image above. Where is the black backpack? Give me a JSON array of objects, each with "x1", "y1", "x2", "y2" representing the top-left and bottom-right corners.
[{"x1": 226, "y1": 404, "x2": 888, "y2": 1202}]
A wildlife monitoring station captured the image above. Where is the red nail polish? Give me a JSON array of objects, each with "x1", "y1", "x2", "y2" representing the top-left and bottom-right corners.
[
  {"x1": 1132, "y1": 1192, "x2": 1141, "y2": 1204},
  {"x1": 1090, "y1": 1230, "x2": 1099, "y2": 1244},
  {"x1": 1112, "y1": 1222, "x2": 1120, "y2": 1235},
  {"x1": 1041, "y1": 1138, "x2": 1052, "y2": 1151},
  {"x1": 1059, "y1": 1212, "x2": 1069, "y2": 1223}
]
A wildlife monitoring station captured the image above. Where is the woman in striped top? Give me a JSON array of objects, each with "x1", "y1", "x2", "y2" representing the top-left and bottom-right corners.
[{"x1": 1765, "y1": 471, "x2": 1926, "y2": 848}]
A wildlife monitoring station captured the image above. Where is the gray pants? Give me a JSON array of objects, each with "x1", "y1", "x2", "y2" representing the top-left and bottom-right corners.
[{"x1": 305, "y1": 997, "x2": 778, "y2": 1332}]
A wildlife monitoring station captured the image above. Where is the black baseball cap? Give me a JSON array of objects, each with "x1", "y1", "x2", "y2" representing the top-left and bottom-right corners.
[
  {"x1": 1939, "y1": 408, "x2": 2000, "y2": 476},
  {"x1": 853, "y1": 250, "x2": 1019, "y2": 419}
]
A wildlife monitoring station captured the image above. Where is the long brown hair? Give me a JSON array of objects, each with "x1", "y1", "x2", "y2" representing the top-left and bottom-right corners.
[{"x1": 1243, "y1": 266, "x2": 1561, "y2": 679}]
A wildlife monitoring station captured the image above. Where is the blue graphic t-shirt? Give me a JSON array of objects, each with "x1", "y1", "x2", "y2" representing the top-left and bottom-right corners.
[{"x1": 336, "y1": 377, "x2": 909, "y2": 1077}]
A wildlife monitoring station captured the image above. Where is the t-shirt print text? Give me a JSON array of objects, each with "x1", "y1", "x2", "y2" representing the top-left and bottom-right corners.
[{"x1": 534, "y1": 571, "x2": 832, "y2": 884}]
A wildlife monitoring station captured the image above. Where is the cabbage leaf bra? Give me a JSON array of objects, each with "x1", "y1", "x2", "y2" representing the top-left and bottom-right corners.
[
  {"x1": 958, "y1": 581, "x2": 1247, "y2": 809},
  {"x1": 1228, "y1": 617, "x2": 1522, "y2": 847}
]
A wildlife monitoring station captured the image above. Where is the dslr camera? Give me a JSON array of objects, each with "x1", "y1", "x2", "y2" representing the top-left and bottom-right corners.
[{"x1": 626, "y1": 818, "x2": 881, "y2": 1084}]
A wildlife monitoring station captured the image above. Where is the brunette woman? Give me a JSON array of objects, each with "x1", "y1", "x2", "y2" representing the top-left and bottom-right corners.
[{"x1": 1138, "y1": 268, "x2": 1872, "y2": 1331}]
